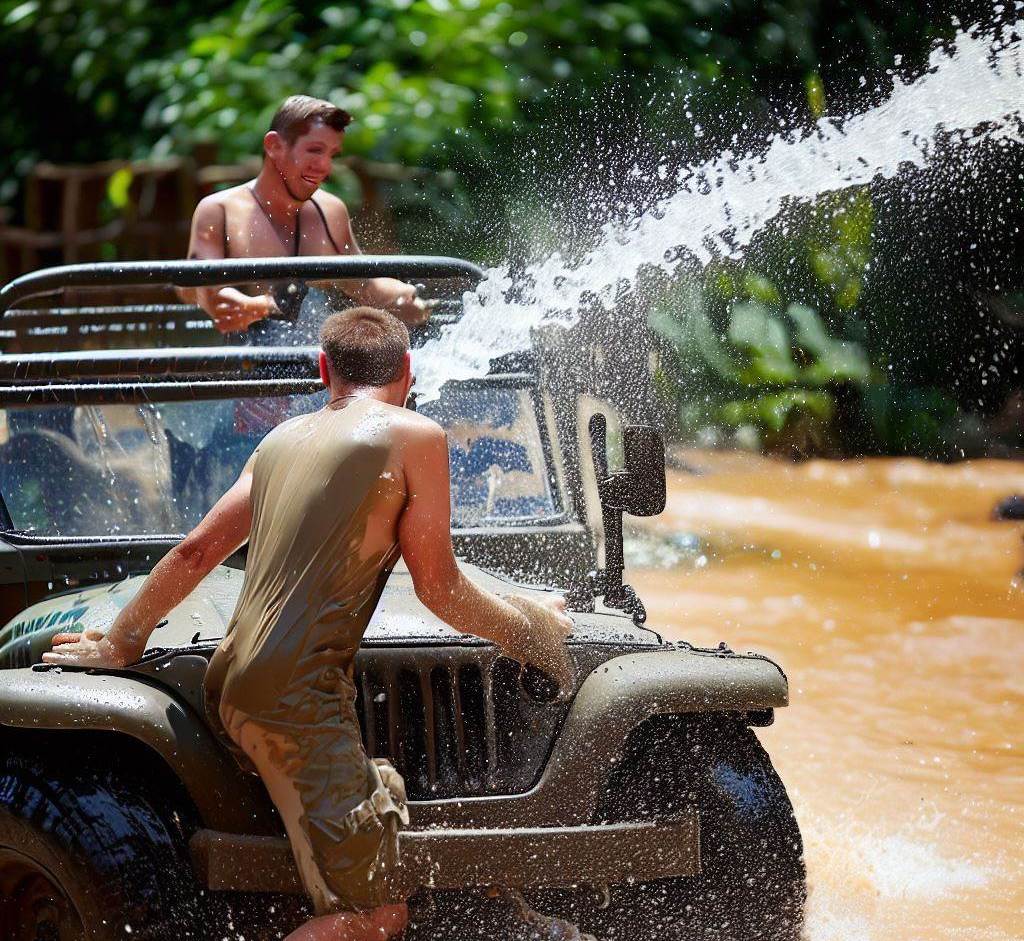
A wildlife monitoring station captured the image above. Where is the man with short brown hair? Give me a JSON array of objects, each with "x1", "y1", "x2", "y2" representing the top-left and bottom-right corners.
[
  {"x1": 319, "y1": 305, "x2": 411, "y2": 385},
  {"x1": 46, "y1": 306, "x2": 575, "y2": 941},
  {"x1": 186, "y1": 94, "x2": 428, "y2": 340}
]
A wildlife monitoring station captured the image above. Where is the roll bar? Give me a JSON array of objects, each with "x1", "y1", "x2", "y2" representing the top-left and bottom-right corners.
[
  {"x1": 0, "y1": 346, "x2": 319, "y2": 382},
  {"x1": 0, "y1": 378, "x2": 323, "y2": 405},
  {"x1": 0, "y1": 345, "x2": 322, "y2": 405},
  {"x1": 0, "y1": 256, "x2": 486, "y2": 314}
]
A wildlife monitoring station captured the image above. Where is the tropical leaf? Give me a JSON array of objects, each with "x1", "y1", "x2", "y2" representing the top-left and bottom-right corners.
[
  {"x1": 786, "y1": 302, "x2": 870, "y2": 385},
  {"x1": 728, "y1": 300, "x2": 799, "y2": 384}
]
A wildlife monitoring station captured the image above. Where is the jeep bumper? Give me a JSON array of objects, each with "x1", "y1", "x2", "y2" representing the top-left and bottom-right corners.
[{"x1": 190, "y1": 815, "x2": 699, "y2": 896}]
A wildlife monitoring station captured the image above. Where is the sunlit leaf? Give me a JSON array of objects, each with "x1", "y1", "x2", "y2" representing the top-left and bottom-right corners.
[
  {"x1": 805, "y1": 71, "x2": 826, "y2": 117},
  {"x1": 729, "y1": 301, "x2": 799, "y2": 383},
  {"x1": 106, "y1": 167, "x2": 133, "y2": 209},
  {"x1": 4, "y1": 1, "x2": 38, "y2": 27}
]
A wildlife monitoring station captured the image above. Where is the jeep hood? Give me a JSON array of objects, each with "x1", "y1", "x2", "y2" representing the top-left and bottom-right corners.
[{"x1": 0, "y1": 560, "x2": 662, "y2": 659}]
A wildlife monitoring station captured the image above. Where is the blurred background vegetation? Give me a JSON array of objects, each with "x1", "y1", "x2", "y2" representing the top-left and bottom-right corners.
[{"x1": 2, "y1": 0, "x2": 1021, "y2": 458}]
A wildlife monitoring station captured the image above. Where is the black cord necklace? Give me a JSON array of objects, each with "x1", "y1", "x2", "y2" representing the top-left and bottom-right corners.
[{"x1": 326, "y1": 393, "x2": 361, "y2": 410}]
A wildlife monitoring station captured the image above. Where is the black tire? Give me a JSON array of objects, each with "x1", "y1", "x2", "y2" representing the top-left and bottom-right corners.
[
  {"x1": 0, "y1": 749, "x2": 204, "y2": 941},
  {"x1": 523, "y1": 714, "x2": 806, "y2": 941}
]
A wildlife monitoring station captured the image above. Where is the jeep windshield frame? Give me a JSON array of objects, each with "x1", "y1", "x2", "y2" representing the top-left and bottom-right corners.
[{"x1": 0, "y1": 257, "x2": 572, "y2": 544}]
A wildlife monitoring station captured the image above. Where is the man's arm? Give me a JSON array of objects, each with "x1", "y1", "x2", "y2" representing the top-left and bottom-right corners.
[
  {"x1": 398, "y1": 422, "x2": 574, "y2": 690},
  {"x1": 42, "y1": 464, "x2": 256, "y2": 668},
  {"x1": 183, "y1": 196, "x2": 276, "y2": 334},
  {"x1": 318, "y1": 199, "x2": 430, "y2": 327}
]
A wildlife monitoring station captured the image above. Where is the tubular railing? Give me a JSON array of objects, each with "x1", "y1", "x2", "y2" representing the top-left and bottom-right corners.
[
  {"x1": 0, "y1": 346, "x2": 319, "y2": 381},
  {"x1": 0, "y1": 256, "x2": 485, "y2": 314},
  {"x1": 0, "y1": 256, "x2": 483, "y2": 399}
]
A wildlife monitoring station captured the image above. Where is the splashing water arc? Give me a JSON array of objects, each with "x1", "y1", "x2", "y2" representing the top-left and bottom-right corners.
[{"x1": 413, "y1": 21, "x2": 1024, "y2": 402}]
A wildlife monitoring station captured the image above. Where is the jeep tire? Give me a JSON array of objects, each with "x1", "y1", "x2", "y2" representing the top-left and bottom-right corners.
[
  {"x1": 525, "y1": 715, "x2": 806, "y2": 941},
  {"x1": 0, "y1": 749, "x2": 200, "y2": 941}
]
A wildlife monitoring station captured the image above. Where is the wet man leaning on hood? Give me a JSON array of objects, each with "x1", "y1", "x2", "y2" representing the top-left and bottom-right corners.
[{"x1": 44, "y1": 306, "x2": 576, "y2": 941}]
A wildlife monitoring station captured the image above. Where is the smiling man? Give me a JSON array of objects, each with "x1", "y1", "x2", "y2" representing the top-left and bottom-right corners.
[{"x1": 186, "y1": 95, "x2": 428, "y2": 340}]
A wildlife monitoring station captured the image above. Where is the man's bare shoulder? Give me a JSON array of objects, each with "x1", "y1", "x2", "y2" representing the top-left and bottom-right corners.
[
  {"x1": 373, "y1": 402, "x2": 443, "y2": 443},
  {"x1": 194, "y1": 183, "x2": 254, "y2": 214},
  {"x1": 310, "y1": 190, "x2": 350, "y2": 222}
]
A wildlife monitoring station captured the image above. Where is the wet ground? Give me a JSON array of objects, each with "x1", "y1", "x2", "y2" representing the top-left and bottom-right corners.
[{"x1": 626, "y1": 452, "x2": 1024, "y2": 941}]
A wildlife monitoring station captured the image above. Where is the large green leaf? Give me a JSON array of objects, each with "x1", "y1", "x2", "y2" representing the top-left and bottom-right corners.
[
  {"x1": 786, "y1": 302, "x2": 870, "y2": 385},
  {"x1": 728, "y1": 300, "x2": 799, "y2": 384}
]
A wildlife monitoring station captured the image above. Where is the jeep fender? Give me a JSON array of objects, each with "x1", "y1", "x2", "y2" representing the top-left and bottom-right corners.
[
  {"x1": 0, "y1": 665, "x2": 274, "y2": 834},
  {"x1": 412, "y1": 646, "x2": 788, "y2": 829}
]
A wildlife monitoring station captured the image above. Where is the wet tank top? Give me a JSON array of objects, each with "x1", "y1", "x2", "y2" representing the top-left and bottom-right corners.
[{"x1": 205, "y1": 397, "x2": 407, "y2": 719}]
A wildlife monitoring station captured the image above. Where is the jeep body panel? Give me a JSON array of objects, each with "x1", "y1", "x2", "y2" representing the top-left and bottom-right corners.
[
  {"x1": 0, "y1": 636, "x2": 783, "y2": 894},
  {"x1": 0, "y1": 561, "x2": 663, "y2": 664},
  {"x1": 410, "y1": 646, "x2": 787, "y2": 828},
  {"x1": 0, "y1": 640, "x2": 786, "y2": 829},
  {"x1": 0, "y1": 663, "x2": 274, "y2": 833},
  {"x1": 190, "y1": 816, "x2": 702, "y2": 896}
]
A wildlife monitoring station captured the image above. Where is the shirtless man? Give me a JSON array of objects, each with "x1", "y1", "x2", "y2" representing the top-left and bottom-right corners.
[
  {"x1": 187, "y1": 95, "x2": 429, "y2": 339},
  {"x1": 44, "y1": 307, "x2": 574, "y2": 941}
]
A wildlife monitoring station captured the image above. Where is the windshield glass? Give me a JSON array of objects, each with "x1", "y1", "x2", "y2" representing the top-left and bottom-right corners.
[{"x1": 0, "y1": 385, "x2": 557, "y2": 538}]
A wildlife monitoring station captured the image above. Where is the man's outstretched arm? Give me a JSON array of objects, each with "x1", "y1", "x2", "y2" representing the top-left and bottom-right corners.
[
  {"x1": 43, "y1": 464, "x2": 256, "y2": 668},
  {"x1": 182, "y1": 197, "x2": 277, "y2": 334},
  {"x1": 398, "y1": 422, "x2": 574, "y2": 691}
]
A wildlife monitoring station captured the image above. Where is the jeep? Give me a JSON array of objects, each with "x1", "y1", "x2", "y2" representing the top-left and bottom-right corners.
[{"x1": 0, "y1": 257, "x2": 804, "y2": 941}]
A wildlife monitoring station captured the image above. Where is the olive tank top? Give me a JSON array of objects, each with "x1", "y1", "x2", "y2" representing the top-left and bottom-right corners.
[{"x1": 205, "y1": 397, "x2": 408, "y2": 719}]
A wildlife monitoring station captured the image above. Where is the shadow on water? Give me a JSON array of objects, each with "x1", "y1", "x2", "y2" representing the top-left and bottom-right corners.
[{"x1": 629, "y1": 453, "x2": 1024, "y2": 941}]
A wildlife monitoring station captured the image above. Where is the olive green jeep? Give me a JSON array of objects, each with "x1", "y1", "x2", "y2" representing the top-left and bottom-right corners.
[{"x1": 0, "y1": 258, "x2": 804, "y2": 940}]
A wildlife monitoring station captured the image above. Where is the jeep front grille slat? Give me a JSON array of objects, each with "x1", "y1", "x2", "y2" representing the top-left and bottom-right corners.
[
  {"x1": 458, "y1": 664, "x2": 487, "y2": 785},
  {"x1": 355, "y1": 654, "x2": 498, "y2": 798},
  {"x1": 419, "y1": 668, "x2": 438, "y2": 785},
  {"x1": 449, "y1": 667, "x2": 467, "y2": 779},
  {"x1": 481, "y1": 668, "x2": 499, "y2": 781},
  {"x1": 351, "y1": 646, "x2": 583, "y2": 801},
  {"x1": 386, "y1": 671, "x2": 401, "y2": 767}
]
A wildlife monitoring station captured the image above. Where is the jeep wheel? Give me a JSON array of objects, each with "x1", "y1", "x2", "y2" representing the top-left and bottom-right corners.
[
  {"x1": 526, "y1": 715, "x2": 806, "y2": 941},
  {"x1": 0, "y1": 846, "x2": 84, "y2": 941},
  {"x1": 0, "y1": 750, "x2": 200, "y2": 941}
]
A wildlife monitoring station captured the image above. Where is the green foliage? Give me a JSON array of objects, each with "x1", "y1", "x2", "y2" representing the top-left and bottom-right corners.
[
  {"x1": 650, "y1": 177, "x2": 975, "y2": 457},
  {"x1": 729, "y1": 301, "x2": 799, "y2": 384},
  {"x1": 861, "y1": 384, "x2": 958, "y2": 456},
  {"x1": 720, "y1": 388, "x2": 834, "y2": 434},
  {"x1": 804, "y1": 71, "x2": 826, "y2": 119},
  {"x1": 0, "y1": 0, "x2": 985, "y2": 457},
  {"x1": 651, "y1": 187, "x2": 879, "y2": 454},
  {"x1": 1, "y1": 0, "x2": 955, "y2": 230}
]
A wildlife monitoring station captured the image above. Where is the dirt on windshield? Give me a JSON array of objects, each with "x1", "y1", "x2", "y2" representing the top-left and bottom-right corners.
[{"x1": 627, "y1": 451, "x2": 1024, "y2": 941}]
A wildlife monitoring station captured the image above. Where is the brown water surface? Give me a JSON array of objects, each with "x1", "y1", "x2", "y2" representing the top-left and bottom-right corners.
[{"x1": 627, "y1": 453, "x2": 1024, "y2": 941}]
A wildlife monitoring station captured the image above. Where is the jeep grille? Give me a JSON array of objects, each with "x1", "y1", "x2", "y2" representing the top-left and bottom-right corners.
[{"x1": 353, "y1": 649, "x2": 565, "y2": 800}]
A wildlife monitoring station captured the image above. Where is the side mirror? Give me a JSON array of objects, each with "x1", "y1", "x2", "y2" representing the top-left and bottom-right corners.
[
  {"x1": 589, "y1": 416, "x2": 666, "y2": 517},
  {"x1": 622, "y1": 425, "x2": 667, "y2": 515},
  {"x1": 586, "y1": 414, "x2": 667, "y2": 625}
]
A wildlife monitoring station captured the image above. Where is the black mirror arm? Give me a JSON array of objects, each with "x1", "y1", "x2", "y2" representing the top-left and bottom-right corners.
[{"x1": 586, "y1": 414, "x2": 649, "y2": 626}]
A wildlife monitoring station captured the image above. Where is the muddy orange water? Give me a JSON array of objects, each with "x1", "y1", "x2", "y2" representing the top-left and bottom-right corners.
[{"x1": 626, "y1": 452, "x2": 1024, "y2": 941}]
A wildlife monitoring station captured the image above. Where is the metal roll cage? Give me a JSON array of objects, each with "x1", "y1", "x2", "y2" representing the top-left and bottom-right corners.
[
  {"x1": 0, "y1": 256, "x2": 485, "y2": 405},
  {"x1": 0, "y1": 256, "x2": 485, "y2": 313}
]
